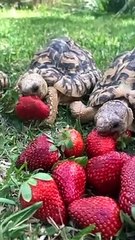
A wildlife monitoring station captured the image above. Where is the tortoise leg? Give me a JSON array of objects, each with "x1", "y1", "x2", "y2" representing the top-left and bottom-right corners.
[
  {"x1": 70, "y1": 101, "x2": 97, "y2": 123},
  {"x1": 0, "y1": 71, "x2": 8, "y2": 90},
  {"x1": 43, "y1": 86, "x2": 59, "y2": 125}
]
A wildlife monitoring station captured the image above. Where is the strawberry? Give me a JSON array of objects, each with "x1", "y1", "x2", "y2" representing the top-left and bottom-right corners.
[
  {"x1": 119, "y1": 157, "x2": 135, "y2": 215},
  {"x1": 86, "y1": 129, "x2": 116, "y2": 157},
  {"x1": 68, "y1": 196, "x2": 122, "y2": 240},
  {"x1": 15, "y1": 96, "x2": 50, "y2": 121},
  {"x1": 86, "y1": 151, "x2": 131, "y2": 196},
  {"x1": 57, "y1": 128, "x2": 84, "y2": 158},
  {"x1": 20, "y1": 173, "x2": 67, "y2": 224},
  {"x1": 16, "y1": 134, "x2": 60, "y2": 171},
  {"x1": 52, "y1": 160, "x2": 86, "y2": 205}
]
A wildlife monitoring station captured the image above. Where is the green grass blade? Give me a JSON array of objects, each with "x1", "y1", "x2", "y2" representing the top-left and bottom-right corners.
[
  {"x1": 1, "y1": 202, "x2": 42, "y2": 228},
  {"x1": 0, "y1": 198, "x2": 16, "y2": 205},
  {"x1": 70, "y1": 225, "x2": 95, "y2": 240}
]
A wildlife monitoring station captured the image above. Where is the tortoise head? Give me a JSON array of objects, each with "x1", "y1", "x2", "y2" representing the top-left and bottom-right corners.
[
  {"x1": 95, "y1": 100, "x2": 134, "y2": 135},
  {"x1": 17, "y1": 72, "x2": 48, "y2": 99}
]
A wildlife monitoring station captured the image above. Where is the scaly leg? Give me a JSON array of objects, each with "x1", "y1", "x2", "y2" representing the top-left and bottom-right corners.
[
  {"x1": 70, "y1": 101, "x2": 97, "y2": 123},
  {"x1": 43, "y1": 86, "x2": 59, "y2": 125}
]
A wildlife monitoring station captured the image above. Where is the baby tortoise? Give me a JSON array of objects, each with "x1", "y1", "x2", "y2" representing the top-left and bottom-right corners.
[
  {"x1": 16, "y1": 37, "x2": 101, "y2": 124},
  {"x1": 71, "y1": 49, "x2": 135, "y2": 134},
  {"x1": 0, "y1": 71, "x2": 8, "y2": 93}
]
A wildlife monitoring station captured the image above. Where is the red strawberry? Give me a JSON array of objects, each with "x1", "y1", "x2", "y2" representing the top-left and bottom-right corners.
[
  {"x1": 20, "y1": 173, "x2": 67, "y2": 224},
  {"x1": 119, "y1": 157, "x2": 135, "y2": 215},
  {"x1": 86, "y1": 129, "x2": 116, "y2": 157},
  {"x1": 16, "y1": 134, "x2": 60, "y2": 171},
  {"x1": 52, "y1": 160, "x2": 86, "y2": 205},
  {"x1": 57, "y1": 128, "x2": 84, "y2": 158},
  {"x1": 15, "y1": 96, "x2": 50, "y2": 121},
  {"x1": 68, "y1": 196, "x2": 122, "y2": 240},
  {"x1": 86, "y1": 151, "x2": 131, "y2": 196}
]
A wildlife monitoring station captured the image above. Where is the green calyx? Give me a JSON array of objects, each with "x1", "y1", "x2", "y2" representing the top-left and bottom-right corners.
[
  {"x1": 52, "y1": 156, "x2": 88, "y2": 170},
  {"x1": 55, "y1": 130, "x2": 73, "y2": 151},
  {"x1": 117, "y1": 135, "x2": 134, "y2": 150},
  {"x1": 19, "y1": 173, "x2": 53, "y2": 202},
  {"x1": 69, "y1": 156, "x2": 88, "y2": 167}
]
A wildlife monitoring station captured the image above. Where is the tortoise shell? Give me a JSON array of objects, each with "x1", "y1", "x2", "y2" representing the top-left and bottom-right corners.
[
  {"x1": 29, "y1": 37, "x2": 101, "y2": 97},
  {"x1": 89, "y1": 49, "x2": 135, "y2": 107}
]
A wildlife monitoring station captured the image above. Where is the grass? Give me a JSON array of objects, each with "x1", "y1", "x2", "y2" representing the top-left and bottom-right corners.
[{"x1": 1, "y1": 6, "x2": 135, "y2": 239}]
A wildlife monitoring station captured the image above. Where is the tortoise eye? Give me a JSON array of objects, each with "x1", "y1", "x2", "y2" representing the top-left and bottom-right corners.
[{"x1": 32, "y1": 84, "x2": 39, "y2": 92}]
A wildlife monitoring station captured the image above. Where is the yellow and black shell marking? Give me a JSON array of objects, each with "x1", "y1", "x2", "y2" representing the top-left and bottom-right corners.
[
  {"x1": 89, "y1": 49, "x2": 135, "y2": 107},
  {"x1": 29, "y1": 37, "x2": 102, "y2": 98}
]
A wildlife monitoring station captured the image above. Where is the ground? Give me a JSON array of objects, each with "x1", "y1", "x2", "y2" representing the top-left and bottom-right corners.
[{"x1": 0, "y1": 6, "x2": 135, "y2": 239}]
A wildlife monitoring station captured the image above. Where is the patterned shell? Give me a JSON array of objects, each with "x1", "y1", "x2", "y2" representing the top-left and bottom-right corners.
[
  {"x1": 29, "y1": 37, "x2": 102, "y2": 97},
  {"x1": 89, "y1": 49, "x2": 135, "y2": 107}
]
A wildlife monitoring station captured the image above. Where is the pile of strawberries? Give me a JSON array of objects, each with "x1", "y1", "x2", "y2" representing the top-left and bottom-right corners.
[{"x1": 16, "y1": 128, "x2": 135, "y2": 240}]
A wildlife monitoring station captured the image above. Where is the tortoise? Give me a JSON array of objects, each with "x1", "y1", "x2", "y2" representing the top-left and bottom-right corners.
[
  {"x1": 0, "y1": 71, "x2": 9, "y2": 182},
  {"x1": 0, "y1": 71, "x2": 8, "y2": 92},
  {"x1": 70, "y1": 49, "x2": 135, "y2": 134},
  {"x1": 0, "y1": 159, "x2": 11, "y2": 183},
  {"x1": 16, "y1": 37, "x2": 101, "y2": 124}
]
